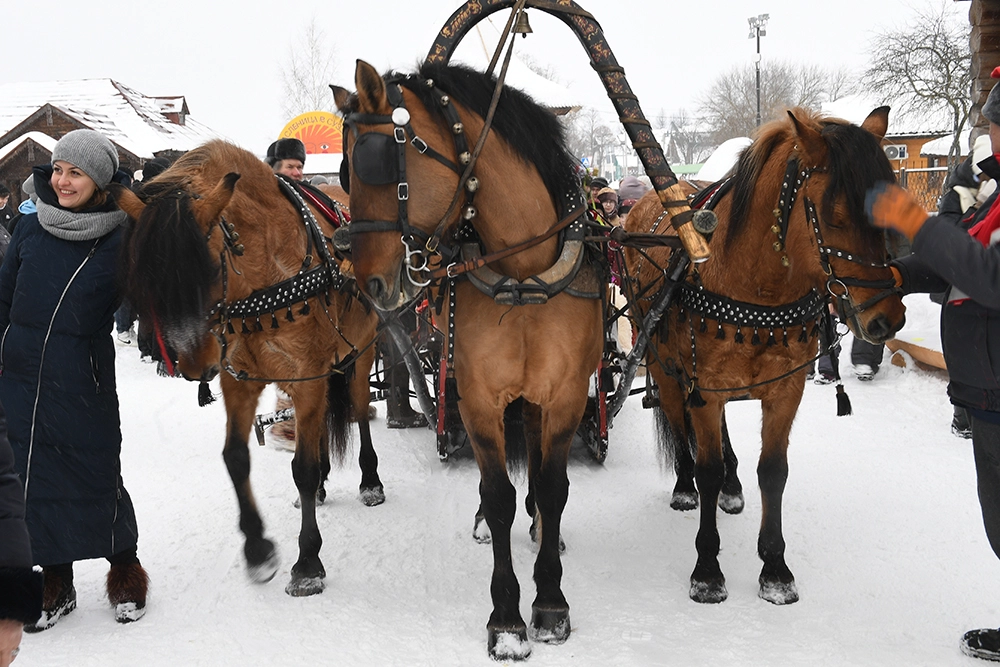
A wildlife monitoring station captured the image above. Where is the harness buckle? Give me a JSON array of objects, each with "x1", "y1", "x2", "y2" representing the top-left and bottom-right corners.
[
  {"x1": 394, "y1": 127, "x2": 406, "y2": 143},
  {"x1": 446, "y1": 262, "x2": 460, "y2": 278},
  {"x1": 412, "y1": 136, "x2": 429, "y2": 154},
  {"x1": 398, "y1": 182, "x2": 409, "y2": 201}
]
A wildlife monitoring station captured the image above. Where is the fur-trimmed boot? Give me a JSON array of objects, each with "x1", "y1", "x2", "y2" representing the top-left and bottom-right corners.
[
  {"x1": 24, "y1": 563, "x2": 76, "y2": 633},
  {"x1": 107, "y1": 562, "x2": 149, "y2": 624}
]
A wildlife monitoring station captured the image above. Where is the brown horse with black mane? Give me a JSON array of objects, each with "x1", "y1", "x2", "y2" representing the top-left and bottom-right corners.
[
  {"x1": 333, "y1": 60, "x2": 602, "y2": 660},
  {"x1": 113, "y1": 141, "x2": 381, "y2": 597},
  {"x1": 624, "y1": 107, "x2": 906, "y2": 605}
]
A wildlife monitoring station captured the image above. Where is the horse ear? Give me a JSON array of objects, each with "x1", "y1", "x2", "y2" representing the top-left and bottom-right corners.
[
  {"x1": 787, "y1": 110, "x2": 827, "y2": 164},
  {"x1": 861, "y1": 106, "x2": 890, "y2": 141},
  {"x1": 330, "y1": 84, "x2": 353, "y2": 114},
  {"x1": 192, "y1": 172, "x2": 241, "y2": 224},
  {"x1": 354, "y1": 59, "x2": 387, "y2": 114},
  {"x1": 108, "y1": 183, "x2": 145, "y2": 220}
]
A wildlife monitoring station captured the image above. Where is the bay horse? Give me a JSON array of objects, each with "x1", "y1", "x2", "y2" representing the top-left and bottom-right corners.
[
  {"x1": 333, "y1": 61, "x2": 603, "y2": 660},
  {"x1": 624, "y1": 107, "x2": 906, "y2": 605},
  {"x1": 113, "y1": 141, "x2": 381, "y2": 597}
]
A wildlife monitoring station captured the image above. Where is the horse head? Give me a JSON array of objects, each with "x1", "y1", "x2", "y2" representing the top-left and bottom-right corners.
[
  {"x1": 332, "y1": 60, "x2": 458, "y2": 311},
  {"x1": 113, "y1": 170, "x2": 240, "y2": 382},
  {"x1": 722, "y1": 106, "x2": 906, "y2": 344}
]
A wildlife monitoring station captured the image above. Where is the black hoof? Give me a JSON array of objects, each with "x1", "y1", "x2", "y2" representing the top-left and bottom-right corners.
[
  {"x1": 719, "y1": 491, "x2": 745, "y2": 515},
  {"x1": 529, "y1": 606, "x2": 571, "y2": 644},
  {"x1": 759, "y1": 577, "x2": 799, "y2": 604},
  {"x1": 670, "y1": 490, "x2": 698, "y2": 511},
  {"x1": 690, "y1": 577, "x2": 728, "y2": 603},
  {"x1": 487, "y1": 625, "x2": 531, "y2": 661},
  {"x1": 360, "y1": 485, "x2": 385, "y2": 507},
  {"x1": 245, "y1": 539, "x2": 279, "y2": 583}
]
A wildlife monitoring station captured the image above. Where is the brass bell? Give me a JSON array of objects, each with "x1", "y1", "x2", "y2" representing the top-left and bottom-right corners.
[
  {"x1": 770, "y1": 224, "x2": 780, "y2": 235},
  {"x1": 773, "y1": 241, "x2": 783, "y2": 252},
  {"x1": 230, "y1": 232, "x2": 240, "y2": 242},
  {"x1": 513, "y1": 10, "x2": 533, "y2": 37}
]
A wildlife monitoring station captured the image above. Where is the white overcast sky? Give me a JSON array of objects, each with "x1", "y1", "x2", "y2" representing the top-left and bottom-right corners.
[{"x1": 1, "y1": 0, "x2": 966, "y2": 151}]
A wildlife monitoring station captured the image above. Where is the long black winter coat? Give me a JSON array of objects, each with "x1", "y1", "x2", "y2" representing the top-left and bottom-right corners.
[
  {"x1": 0, "y1": 208, "x2": 138, "y2": 566},
  {"x1": 895, "y1": 156, "x2": 1000, "y2": 416}
]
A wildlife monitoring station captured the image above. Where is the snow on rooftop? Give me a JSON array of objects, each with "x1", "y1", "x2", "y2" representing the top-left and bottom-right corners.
[
  {"x1": 821, "y1": 93, "x2": 952, "y2": 137},
  {"x1": 0, "y1": 79, "x2": 227, "y2": 158},
  {"x1": 697, "y1": 137, "x2": 752, "y2": 183},
  {"x1": 0, "y1": 130, "x2": 57, "y2": 161}
]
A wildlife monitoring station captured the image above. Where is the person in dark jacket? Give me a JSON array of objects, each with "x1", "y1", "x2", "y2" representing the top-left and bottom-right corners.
[
  {"x1": 0, "y1": 186, "x2": 12, "y2": 234},
  {"x1": 865, "y1": 67, "x2": 1000, "y2": 663},
  {"x1": 0, "y1": 129, "x2": 148, "y2": 633},
  {"x1": 0, "y1": 400, "x2": 43, "y2": 666}
]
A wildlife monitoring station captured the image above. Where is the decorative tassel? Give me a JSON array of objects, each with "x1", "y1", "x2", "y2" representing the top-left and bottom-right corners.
[
  {"x1": 798, "y1": 326, "x2": 808, "y2": 343},
  {"x1": 198, "y1": 381, "x2": 216, "y2": 407},
  {"x1": 734, "y1": 328, "x2": 745, "y2": 344},
  {"x1": 699, "y1": 317, "x2": 707, "y2": 334},
  {"x1": 445, "y1": 376, "x2": 461, "y2": 403},
  {"x1": 677, "y1": 308, "x2": 686, "y2": 323},
  {"x1": 811, "y1": 321, "x2": 821, "y2": 338},
  {"x1": 782, "y1": 328, "x2": 789, "y2": 347},
  {"x1": 286, "y1": 306, "x2": 295, "y2": 322},
  {"x1": 271, "y1": 312, "x2": 279, "y2": 329},
  {"x1": 227, "y1": 320, "x2": 236, "y2": 335},
  {"x1": 767, "y1": 329, "x2": 777, "y2": 347},
  {"x1": 836, "y1": 383, "x2": 852, "y2": 416},
  {"x1": 687, "y1": 382, "x2": 707, "y2": 408},
  {"x1": 751, "y1": 328, "x2": 761, "y2": 346},
  {"x1": 715, "y1": 323, "x2": 726, "y2": 340},
  {"x1": 299, "y1": 300, "x2": 311, "y2": 316},
  {"x1": 254, "y1": 317, "x2": 263, "y2": 332},
  {"x1": 240, "y1": 319, "x2": 250, "y2": 334}
]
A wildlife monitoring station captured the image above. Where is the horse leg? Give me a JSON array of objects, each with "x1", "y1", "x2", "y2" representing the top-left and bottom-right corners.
[
  {"x1": 285, "y1": 381, "x2": 328, "y2": 597},
  {"x1": 219, "y1": 376, "x2": 277, "y2": 583},
  {"x1": 524, "y1": 402, "x2": 566, "y2": 554},
  {"x1": 719, "y1": 411, "x2": 745, "y2": 515},
  {"x1": 757, "y1": 392, "x2": 800, "y2": 604},
  {"x1": 652, "y1": 375, "x2": 698, "y2": 511},
  {"x1": 356, "y1": 415, "x2": 385, "y2": 506},
  {"x1": 527, "y1": 399, "x2": 576, "y2": 645},
  {"x1": 688, "y1": 399, "x2": 728, "y2": 603},
  {"x1": 467, "y1": 415, "x2": 529, "y2": 660}
]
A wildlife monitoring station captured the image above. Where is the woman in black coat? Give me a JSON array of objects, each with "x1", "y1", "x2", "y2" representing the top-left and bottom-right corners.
[{"x1": 0, "y1": 130, "x2": 148, "y2": 632}]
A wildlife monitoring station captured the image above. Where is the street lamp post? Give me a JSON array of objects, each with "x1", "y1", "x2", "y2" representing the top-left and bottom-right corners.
[{"x1": 748, "y1": 13, "x2": 769, "y2": 128}]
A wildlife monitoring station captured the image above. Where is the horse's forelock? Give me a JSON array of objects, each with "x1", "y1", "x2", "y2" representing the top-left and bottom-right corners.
[{"x1": 725, "y1": 119, "x2": 792, "y2": 250}]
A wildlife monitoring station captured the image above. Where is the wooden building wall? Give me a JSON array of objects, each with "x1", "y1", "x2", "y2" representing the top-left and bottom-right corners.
[{"x1": 970, "y1": 0, "x2": 1000, "y2": 138}]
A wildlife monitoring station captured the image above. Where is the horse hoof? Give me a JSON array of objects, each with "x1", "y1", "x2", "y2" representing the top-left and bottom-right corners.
[
  {"x1": 689, "y1": 578, "x2": 728, "y2": 604},
  {"x1": 529, "y1": 606, "x2": 571, "y2": 644},
  {"x1": 285, "y1": 576, "x2": 325, "y2": 597},
  {"x1": 488, "y1": 626, "x2": 531, "y2": 661},
  {"x1": 360, "y1": 486, "x2": 385, "y2": 507},
  {"x1": 670, "y1": 490, "x2": 698, "y2": 511},
  {"x1": 473, "y1": 516, "x2": 492, "y2": 544},
  {"x1": 759, "y1": 578, "x2": 799, "y2": 605},
  {"x1": 245, "y1": 542, "x2": 279, "y2": 583},
  {"x1": 719, "y1": 491, "x2": 745, "y2": 515}
]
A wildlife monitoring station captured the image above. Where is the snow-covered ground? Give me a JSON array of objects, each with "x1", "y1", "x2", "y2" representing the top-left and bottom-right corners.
[{"x1": 12, "y1": 295, "x2": 997, "y2": 667}]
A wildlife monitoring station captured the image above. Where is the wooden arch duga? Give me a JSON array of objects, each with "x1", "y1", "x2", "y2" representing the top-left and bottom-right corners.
[{"x1": 425, "y1": 0, "x2": 711, "y2": 263}]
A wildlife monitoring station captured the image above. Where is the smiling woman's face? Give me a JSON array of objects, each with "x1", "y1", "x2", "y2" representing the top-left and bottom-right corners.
[{"x1": 51, "y1": 160, "x2": 98, "y2": 211}]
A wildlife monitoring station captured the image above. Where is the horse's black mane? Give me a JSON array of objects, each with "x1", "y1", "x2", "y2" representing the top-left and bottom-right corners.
[
  {"x1": 391, "y1": 62, "x2": 580, "y2": 218},
  {"x1": 726, "y1": 116, "x2": 894, "y2": 258}
]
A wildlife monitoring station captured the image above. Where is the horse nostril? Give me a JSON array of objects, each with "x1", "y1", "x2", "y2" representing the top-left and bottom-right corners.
[
  {"x1": 865, "y1": 314, "x2": 890, "y2": 341},
  {"x1": 366, "y1": 276, "x2": 387, "y2": 303}
]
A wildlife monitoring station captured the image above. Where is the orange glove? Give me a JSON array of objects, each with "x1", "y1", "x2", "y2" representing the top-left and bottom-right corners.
[{"x1": 865, "y1": 182, "x2": 929, "y2": 241}]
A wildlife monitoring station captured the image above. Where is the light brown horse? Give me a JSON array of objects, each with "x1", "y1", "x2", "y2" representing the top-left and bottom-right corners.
[
  {"x1": 624, "y1": 107, "x2": 906, "y2": 605},
  {"x1": 114, "y1": 141, "x2": 380, "y2": 597},
  {"x1": 333, "y1": 61, "x2": 602, "y2": 660}
]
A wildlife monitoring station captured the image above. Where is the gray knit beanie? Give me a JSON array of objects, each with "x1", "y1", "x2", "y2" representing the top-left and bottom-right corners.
[{"x1": 51, "y1": 129, "x2": 119, "y2": 189}]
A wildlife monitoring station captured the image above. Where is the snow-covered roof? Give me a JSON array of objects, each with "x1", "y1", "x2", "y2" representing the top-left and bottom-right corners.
[
  {"x1": 921, "y1": 128, "x2": 972, "y2": 157},
  {"x1": 821, "y1": 94, "x2": 952, "y2": 137},
  {"x1": 0, "y1": 79, "x2": 226, "y2": 159},
  {"x1": 0, "y1": 130, "x2": 57, "y2": 161},
  {"x1": 697, "y1": 137, "x2": 752, "y2": 183}
]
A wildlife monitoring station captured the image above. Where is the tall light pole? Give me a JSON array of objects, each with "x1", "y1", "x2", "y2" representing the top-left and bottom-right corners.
[{"x1": 748, "y1": 13, "x2": 769, "y2": 128}]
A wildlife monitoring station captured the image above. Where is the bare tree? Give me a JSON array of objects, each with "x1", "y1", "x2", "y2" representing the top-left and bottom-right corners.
[
  {"x1": 665, "y1": 109, "x2": 715, "y2": 165},
  {"x1": 863, "y1": 2, "x2": 971, "y2": 168},
  {"x1": 827, "y1": 66, "x2": 858, "y2": 102},
  {"x1": 280, "y1": 18, "x2": 339, "y2": 118},
  {"x1": 562, "y1": 107, "x2": 621, "y2": 175},
  {"x1": 697, "y1": 60, "x2": 832, "y2": 144}
]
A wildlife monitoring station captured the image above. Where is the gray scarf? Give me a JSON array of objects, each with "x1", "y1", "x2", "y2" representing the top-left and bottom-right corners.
[{"x1": 36, "y1": 199, "x2": 127, "y2": 241}]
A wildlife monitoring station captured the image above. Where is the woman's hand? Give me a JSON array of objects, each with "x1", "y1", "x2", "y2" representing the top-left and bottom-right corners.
[{"x1": 865, "y1": 182, "x2": 929, "y2": 241}]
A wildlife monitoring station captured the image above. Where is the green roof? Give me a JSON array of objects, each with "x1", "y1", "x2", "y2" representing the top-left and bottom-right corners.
[{"x1": 671, "y1": 163, "x2": 703, "y2": 175}]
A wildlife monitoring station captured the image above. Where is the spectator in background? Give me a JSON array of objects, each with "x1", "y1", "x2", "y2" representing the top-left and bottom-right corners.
[
  {"x1": 265, "y1": 138, "x2": 306, "y2": 181},
  {"x1": 0, "y1": 186, "x2": 12, "y2": 233},
  {"x1": 0, "y1": 130, "x2": 148, "y2": 632},
  {"x1": 595, "y1": 187, "x2": 621, "y2": 226},
  {"x1": 617, "y1": 174, "x2": 649, "y2": 202}
]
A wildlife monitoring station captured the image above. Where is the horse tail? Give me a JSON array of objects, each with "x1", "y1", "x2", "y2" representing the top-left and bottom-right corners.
[
  {"x1": 325, "y1": 371, "x2": 351, "y2": 467},
  {"x1": 504, "y1": 397, "x2": 527, "y2": 477},
  {"x1": 654, "y1": 406, "x2": 692, "y2": 476}
]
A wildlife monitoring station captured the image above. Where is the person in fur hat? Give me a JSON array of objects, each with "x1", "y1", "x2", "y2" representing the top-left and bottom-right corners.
[
  {"x1": 0, "y1": 129, "x2": 148, "y2": 633},
  {"x1": 866, "y1": 66, "x2": 1000, "y2": 662},
  {"x1": 266, "y1": 138, "x2": 307, "y2": 181}
]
